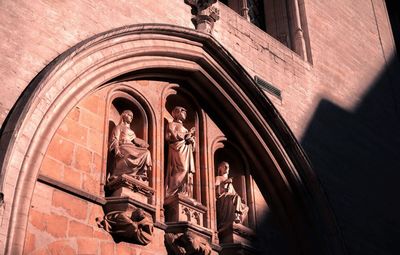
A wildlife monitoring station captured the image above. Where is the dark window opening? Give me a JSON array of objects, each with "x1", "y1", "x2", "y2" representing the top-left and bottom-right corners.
[
  {"x1": 248, "y1": 0, "x2": 266, "y2": 31},
  {"x1": 221, "y1": 0, "x2": 311, "y2": 61}
]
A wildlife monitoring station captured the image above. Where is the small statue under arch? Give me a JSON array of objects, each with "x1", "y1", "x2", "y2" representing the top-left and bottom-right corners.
[{"x1": 215, "y1": 161, "x2": 249, "y2": 231}]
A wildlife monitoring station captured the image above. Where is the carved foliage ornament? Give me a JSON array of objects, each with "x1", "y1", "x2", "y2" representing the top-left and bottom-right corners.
[
  {"x1": 165, "y1": 232, "x2": 211, "y2": 255},
  {"x1": 97, "y1": 208, "x2": 154, "y2": 245}
]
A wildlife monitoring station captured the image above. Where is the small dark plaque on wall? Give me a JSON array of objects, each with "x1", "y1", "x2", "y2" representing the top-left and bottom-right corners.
[{"x1": 254, "y1": 76, "x2": 282, "y2": 100}]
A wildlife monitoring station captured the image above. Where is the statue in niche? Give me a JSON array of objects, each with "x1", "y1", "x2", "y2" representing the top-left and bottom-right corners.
[
  {"x1": 109, "y1": 110, "x2": 152, "y2": 182},
  {"x1": 215, "y1": 161, "x2": 249, "y2": 230},
  {"x1": 165, "y1": 106, "x2": 196, "y2": 198},
  {"x1": 97, "y1": 208, "x2": 154, "y2": 245}
]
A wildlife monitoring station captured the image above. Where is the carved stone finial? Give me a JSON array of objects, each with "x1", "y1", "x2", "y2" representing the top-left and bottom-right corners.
[{"x1": 185, "y1": 0, "x2": 220, "y2": 33}]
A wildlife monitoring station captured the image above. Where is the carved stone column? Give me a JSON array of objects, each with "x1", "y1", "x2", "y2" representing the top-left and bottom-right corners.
[
  {"x1": 291, "y1": 0, "x2": 308, "y2": 61},
  {"x1": 240, "y1": 0, "x2": 250, "y2": 21},
  {"x1": 185, "y1": 0, "x2": 220, "y2": 33}
]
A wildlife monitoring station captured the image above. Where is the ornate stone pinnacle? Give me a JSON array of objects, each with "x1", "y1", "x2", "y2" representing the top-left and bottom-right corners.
[{"x1": 185, "y1": 0, "x2": 220, "y2": 33}]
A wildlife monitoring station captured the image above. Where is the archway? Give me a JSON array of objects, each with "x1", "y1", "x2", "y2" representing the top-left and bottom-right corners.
[{"x1": 0, "y1": 24, "x2": 343, "y2": 254}]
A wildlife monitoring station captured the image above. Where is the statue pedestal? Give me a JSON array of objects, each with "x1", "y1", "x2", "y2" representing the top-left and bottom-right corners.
[
  {"x1": 218, "y1": 223, "x2": 255, "y2": 245},
  {"x1": 104, "y1": 196, "x2": 156, "y2": 217},
  {"x1": 105, "y1": 174, "x2": 154, "y2": 203},
  {"x1": 164, "y1": 193, "x2": 207, "y2": 226},
  {"x1": 218, "y1": 223, "x2": 256, "y2": 254},
  {"x1": 163, "y1": 195, "x2": 218, "y2": 254}
]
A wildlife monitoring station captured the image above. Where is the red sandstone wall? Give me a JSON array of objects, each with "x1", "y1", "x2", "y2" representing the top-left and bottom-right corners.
[
  {"x1": 0, "y1": 1, "x2": 394, "y2": 138},
  {"x1": 0, "y1": 0, "x2": 193, "y2": 129},
  {"x1": 213, "y1": 0, "x2": 395, "y2": 138},
  {"x1": 40, "y1": 91, "x2": 107, "y2": 195},
  {"x1": 0, "y1": 0, "x2": 397, "y2": 254},
  {"x1": 24, "y1": 87, "x2": 168, "y2": 254},
  {"x1": 25, "y1": 182, "x2": 166, "y2": 254}
]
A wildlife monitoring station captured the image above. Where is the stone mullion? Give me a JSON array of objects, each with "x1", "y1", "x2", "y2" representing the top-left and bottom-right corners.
[{"x1": 290, "y1": 0, "x2": 308, "y2": 61}]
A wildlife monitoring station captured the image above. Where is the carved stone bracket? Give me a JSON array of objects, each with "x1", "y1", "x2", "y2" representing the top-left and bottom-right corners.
[
  {"x1": 185, "y1": 0, "x2": 220, "y2": 33},
  {"x1": 106, "y1": 174, "x2": 154, "y2": 203},
  {"x1": 164, "y1": 222, "x2": 214, "y2": 255},
  {"x1": 97, "y1": 197, "x2": 155, "y2": 245}
]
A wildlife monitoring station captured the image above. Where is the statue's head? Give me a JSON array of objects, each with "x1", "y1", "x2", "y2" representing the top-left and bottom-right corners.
[
  {"x1": 172, "y1": 106, "x2": 187, "y2": 122},
  {"x1": 121, "y1": 110, "x2": 133, "y2": 124},
  {"x1": 217, "y1": 161, "x2": 229, "y2": 176}
]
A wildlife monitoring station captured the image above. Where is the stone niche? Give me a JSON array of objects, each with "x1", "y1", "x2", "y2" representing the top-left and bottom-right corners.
[
  {"x1": 214, "y1": 142, "x2": 256, "y2": 254},
  {"x1": 98, "y1": 88, "x2": 156, "y2": 245},
  {"x1": 94, "y1": 80, "x2": 262, "y2": 254}
]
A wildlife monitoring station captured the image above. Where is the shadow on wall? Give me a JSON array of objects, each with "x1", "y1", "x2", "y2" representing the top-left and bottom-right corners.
[
  {"x1": 301, "y1": 55, "x2": 400, "y2": 255},
  {"x1": 253, "y1": 209, "x2": 291, "y2": 255}
]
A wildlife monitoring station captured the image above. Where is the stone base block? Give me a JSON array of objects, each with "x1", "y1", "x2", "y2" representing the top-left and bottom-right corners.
[
  {"x1": 105, "y1": 174, "x2": 154, "y2": 203},
  {"x1": 164, "y1": 193, "x2": 207, "y2": 226},
  {"x1": 218, "y1": 223, "x2": 255, "y2": 245},
  {"x1": 104, "y1": 196, "x2": 156, "y2": 220}
]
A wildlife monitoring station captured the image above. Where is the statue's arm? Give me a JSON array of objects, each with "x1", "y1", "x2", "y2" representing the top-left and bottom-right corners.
[
  {"x1": 166, "y1": 123, "x2": 185, "y2": 142},
  {"x1": 110, "y1": 126, "x2": 122, "y2": 156},
  {"x1": 133, "y1": 137, "x2": 149, "y2": 148}
]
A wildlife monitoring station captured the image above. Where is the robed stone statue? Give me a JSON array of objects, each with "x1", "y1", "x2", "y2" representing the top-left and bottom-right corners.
[
  {"x1": 165, "y1": 106, "x2": 196, "y2": 198},
  {"x1": 215, "y1": 161, "x2": 249, "y2": 230},
  {"x1": 109, "y1": 110, "x2": 152, "y2": 181}
]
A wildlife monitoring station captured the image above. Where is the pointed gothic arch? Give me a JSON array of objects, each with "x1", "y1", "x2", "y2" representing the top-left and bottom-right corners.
[{"x1": 0, "y1": 24, "x2": 343, "y2": 254}]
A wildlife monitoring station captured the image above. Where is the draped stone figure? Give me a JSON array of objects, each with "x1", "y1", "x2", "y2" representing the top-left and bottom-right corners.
[
  {"x1": 165, "y1": 106, "x2": 196, "y2": 198},
  {"x1": 109, "y1": 110, "x2": 152, "y2": 181},
  {"x1": 215, "y1": 161, "x2": 249, "y2": 230}
]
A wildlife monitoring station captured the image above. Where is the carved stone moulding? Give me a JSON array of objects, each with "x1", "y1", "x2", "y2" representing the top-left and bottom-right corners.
[
  {"x1": 104, "y1": 196, "x2": 156, "y2": 219},
  {"x1": 164, "y1": 193, "x2": 207, "y2": 226},
  {"x1": 106, "y1": 174, "x2": 154, "y2": 203},
  {"x1": 164, "y1": 222, "x2": 215, "y2": 255},
  {"x1": 98, "y1": 197, "x2": 156, "y2": 245},
  {"x1": 218, "y1": 222, "x2": 255, "y2": 246}
]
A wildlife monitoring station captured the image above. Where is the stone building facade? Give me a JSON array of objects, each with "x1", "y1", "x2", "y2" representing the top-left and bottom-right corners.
[{"x1": 0, "y1": 1, "x2": 398, "y2": 255}]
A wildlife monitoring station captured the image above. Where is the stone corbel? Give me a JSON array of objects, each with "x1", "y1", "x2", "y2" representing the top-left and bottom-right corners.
[
  {"x1": 185, "y1": 0, "x2": 220, "y2": 33},
  {"x1": 96, "y1": 198, "x2": 155, "y2": 245},
  {"x1": 165, "y1": 231, "x2": 212, "y2": 255}
]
